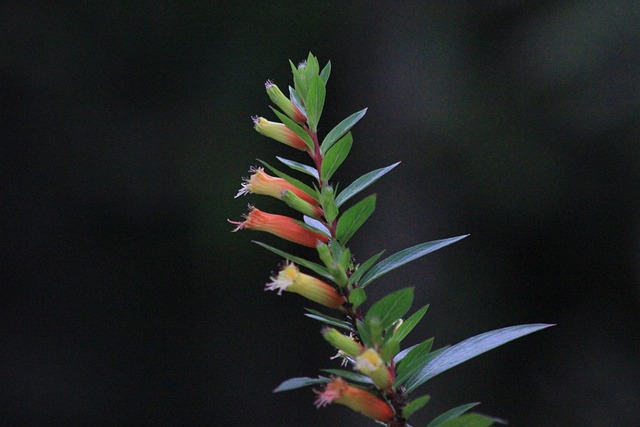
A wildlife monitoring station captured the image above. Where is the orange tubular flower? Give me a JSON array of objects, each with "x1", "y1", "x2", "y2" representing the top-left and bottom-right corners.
[
  {"x1": 235, "y1": 167, "x2": 319, "y2": 206},
  {"x1": 265, "y1": 263, "x2": 345, "y2": 309},
  {"x1": 314, "y1": 377, "x2": 394, "y2": 423},
  {"x1": 252, "y1": 116, "x2": 309, "y2": 151},
  {"x1": 228, "y1": 207, "x2": 328, "y2": 248}
]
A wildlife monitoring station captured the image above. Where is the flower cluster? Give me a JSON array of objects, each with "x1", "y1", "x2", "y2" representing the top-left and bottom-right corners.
[{"x1": 229, "y1": 52, "x2": 551, "y2": 427}]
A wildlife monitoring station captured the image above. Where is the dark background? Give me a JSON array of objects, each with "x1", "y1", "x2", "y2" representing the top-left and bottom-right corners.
[{"x1": 2, "y1": 1, "x2": 639, "y2": 426}]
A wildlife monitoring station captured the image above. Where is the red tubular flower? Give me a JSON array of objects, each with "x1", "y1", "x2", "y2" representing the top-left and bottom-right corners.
[
  {"x1": 265, "y1": 263, "x2": 345, "y2": 309},
  {"x1": 314, "y1": 377, "x2": 394, "y2": 423},
  {"x1": 235, "y1": 167, "x2": 319, "y2": 206},
  {"x1": 252, "y1": 116, "x2": 309, "y2": 151},
  {"x1": 228, "y1": 207, "x2": 328, "y2": 248}
]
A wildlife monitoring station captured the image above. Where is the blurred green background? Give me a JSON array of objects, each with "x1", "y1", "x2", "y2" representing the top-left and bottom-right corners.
[{"x1": 2, "y1": 1, "x2": 638, "y2": 426}]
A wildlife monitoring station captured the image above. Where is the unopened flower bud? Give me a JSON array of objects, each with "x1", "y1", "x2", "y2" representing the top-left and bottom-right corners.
[
  {"x1": 265, "y1": 80, "x2": 307, "y2": 124},
  {"x1": 252, "y1": 116, "x2": 308, "y2": 151},
  {"x1": 321, "y1": 327, "x2": 364, "y2": 359},
  {"x1": 280, "y1": 189, "x2": 323, "y2": 219}
]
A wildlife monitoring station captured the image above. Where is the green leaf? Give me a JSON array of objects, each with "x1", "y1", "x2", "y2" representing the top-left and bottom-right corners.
[
  {"x1": 320, "y1": 60, "x2": 331, "y2": 84},
  {"x1": 252, "y1": 241, "x2": 332, "y2": 281},
  {"x1": 405, "y1": 324, "x2": 555, "y2": 393},
  {"x1": 276, "y1": 156, "x2": 319, "y2": 179},
  {"x1": 320, "y1": 108, "x2": 368, "y2": 154},
  {"x1": 288, "y1": 86, "x2": 307, "y2": 117},
  {"x1": 348, "y1": 287, "x2": 367, "y2": 310},
  {"x1": 335, "y1": 194, "x2": 376, "y2": 244},
  {"x1": 365, "y1": 287, "x2": 414, "y2": 332},
  {"x1": 270, "y1": 107, "x2": 315, "y2": 152},
  {"x1": 440, "y1": 413, "x2": 504, "y2": 427},
  {"x1": 359, "y1": 235, "x2": 469, "y2": 288},
  {"x1": 356, "y1": 319, "x2": 372, "y2": 347},
  {"x1": 258, "y1": 159, "x2": 318, "y2": 199},
  {"x1": 394, "y1": 338, "x2": 436, "y2": 386},
  {"x1": 305, "y1": 52, "x2": 320, "y2": 76},
  {"x1": 304, "y1": 308, "x2": 353, "y2": 331},
  {"x1": 273, "y1": 376, "x2": 329, "y2": 392},
  {"x1": 320, "y1": 185, "x2": 339, "y2": 224},
  {"x1": 335, "y1": 162, "x2": 400, "y2": 207},
  {"x1": 302, "y1": 216, "x2": 331, "y2": 237},
  {"x1": 305, "y1": 75, "x2": 326, "y2": 132},
  {"x1": 349, "y1": 251, "x2": 385, "y2": 286},
  {"x1": 290, "y1": 60, "x2": 308, "y2": 100},
  {"x1": 380, "y1": 336, "x2": 401, "y2": 362},
  {"x1": 321, "y1": 132, "x2": 352, "y2": 182},
  {"x1": 426, "y1": 403, "x2": 480, "y2": 427},
  {"x1": 321, "y1": 369, "x2": 373, "y2": 385},
  {"x1": 393, "y1": 305, "x2": 429, "y2": 343},
  {"x1": 402, "y1": 394, "x2": 431, "y2": 419}
]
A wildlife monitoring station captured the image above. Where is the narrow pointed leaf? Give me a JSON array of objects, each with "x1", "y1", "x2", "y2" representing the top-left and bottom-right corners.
[
  {"x1": 303, "y1": 215, "x2": 331, "y2": 236},
  {"x1": 359, "y1": 235, "x2": 469, "y2": 288},
  {"x1": 288, "y1": 86, "x2": 307, "y2": 117},
  {"x1": 365, "y1": 287, "x2": 414, "y2": 331},
  {"x1": 440, "y1": 413, "x2": 505, "y2": 427},
  {"x1": 321, "y1": 369, "x2": 373, "y2": 385},
  {"x1": 335, "y1": 194, "x2": 376, "y2": 244},
  {"x1": 273, "y1": 376, "x2": 329, "y2": 392},
  {"x1": 402, "y1": 394, "x2": 431, "y2": 419},
  {"x1": 270, "y1": 107, "x2": 315, "y2": 152},
  {"x1": 258, "y1": 159, "x2": 318, "y2": 199},
  {"x1": 393, "y1": 304, "x2": 429, "y2": 343},
  {"x1": 426, "y1": 403, "x2": 480, "y2": 427},
  {"x1": 306, "y1": 75, "x2": 326, "y2": 132},
  {"x1": 252, "y1": 241, "x2": 332, "y2": 281},
  {"x1": 320, "y1": 108, "x2": 368, "y2": 154},
  {"x1": 321, "y1": 132, "x2": 352, "y2": 182},
  {"x1": 335, "y1": 162, "x2": 400, "y2": 207},
  {"x1": 349, "y1": 250, "x2": 385, "y2": 286},
  {"x1": 394, "y1": 339, "x2": 436, "y2": 386},
  {"x1": 320, "y1": 60, "x2": 331, "y2": 84},
  {"x1": 356, "y1": 319, "x2": 372, "y2": 347},
  {"x1": 348, "y1": 287, "x2": 367, "y2": 310},
  {"x1": 405, "y1": 324, "x2": 555, "y2": 393},
  {"x1": 305, "y1": 308, "x2": 353, "y2": 331},
  {"x1": 276, "y1": 156, "x2": 319, "y2": 179}
]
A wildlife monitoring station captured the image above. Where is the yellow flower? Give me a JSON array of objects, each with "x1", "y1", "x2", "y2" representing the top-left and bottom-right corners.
[
  {"x1": 265, "y1": 263, "x2": 345, "y2": 309},
  {"x1": 355, "y1": 349, "x2": 394, "y2": 392}
]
